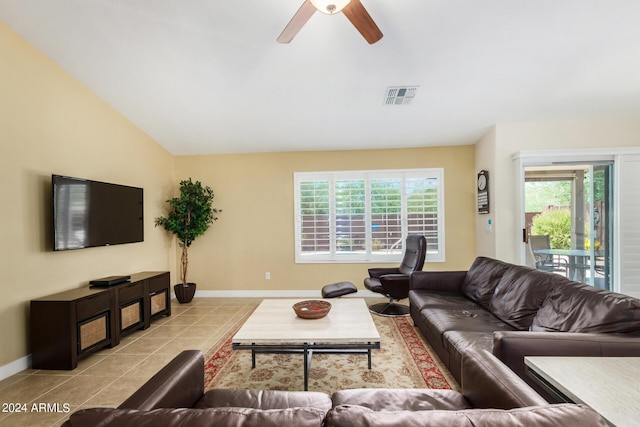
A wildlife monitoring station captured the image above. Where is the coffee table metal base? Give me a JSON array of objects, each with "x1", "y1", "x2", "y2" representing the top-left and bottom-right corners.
[{"x1": 232, "y1": 341, "x2": 381, "y2": 391}]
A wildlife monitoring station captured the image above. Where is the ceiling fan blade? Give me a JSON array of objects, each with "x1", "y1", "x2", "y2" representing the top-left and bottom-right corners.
[
  {"x1": 342, "y1": 0, "x2": 383, "y2": 44},
  {"x1": 277, "y1": 0, "x2": 317, "y2": 43}
]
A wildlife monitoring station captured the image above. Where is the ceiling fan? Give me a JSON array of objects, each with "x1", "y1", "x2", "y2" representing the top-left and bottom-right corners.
[{"x1": 277, "y1": 0, "x2": 383, "y2": 44}]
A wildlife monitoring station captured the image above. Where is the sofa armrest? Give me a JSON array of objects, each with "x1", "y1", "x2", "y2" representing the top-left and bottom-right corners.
[
  {"x1": 492, "y1": 331, "x2": 640, "y2": 386},
  {"x1": 410, "y1": 270, "x2": 467, "y2": 292},
  {"x1": 461, "y1": 349, "x2": 548, "y2": 409},
  {"x1": 118, "y1": 350, "x2": 205, "y2": 410}
]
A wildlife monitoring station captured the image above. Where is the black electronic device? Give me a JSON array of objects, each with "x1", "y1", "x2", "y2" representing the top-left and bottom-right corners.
[
  {"x1": 89, "y1": 275, "x2": 131, "y2": 287},
  {"x1": 52, "y1": 175, "x2": 144, "y2": 251}
]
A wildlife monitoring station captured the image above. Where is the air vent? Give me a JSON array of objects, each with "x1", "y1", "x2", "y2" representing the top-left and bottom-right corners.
[{"x1": 384, "y1": 86, "x2": 418, "y2": 105}]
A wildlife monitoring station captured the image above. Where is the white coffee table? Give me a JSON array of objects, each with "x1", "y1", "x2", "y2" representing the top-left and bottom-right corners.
[
  {"x1": 232, "y1": 298, "x2": 381, "y2": 390},
  {"x1": 526, "y1": 356, "x2": 640, "y2": 427}
]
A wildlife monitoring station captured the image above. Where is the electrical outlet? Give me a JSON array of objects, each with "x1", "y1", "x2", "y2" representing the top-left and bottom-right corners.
[{"x1": 265, "y1": 272, "x2": 270, "y2": 280}]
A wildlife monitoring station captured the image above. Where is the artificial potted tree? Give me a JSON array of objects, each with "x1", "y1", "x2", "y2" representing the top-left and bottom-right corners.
[{"x1": 155, "y1": 178, "x2": 220, "y2": 303}]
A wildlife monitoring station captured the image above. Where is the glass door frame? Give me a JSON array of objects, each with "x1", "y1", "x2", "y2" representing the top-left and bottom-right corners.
[
  {"x1": 522, "y1": 163, "x2": 613, "y2": 289},
  {"x1": 514, "y1": 150, "x2": 617, "y2": 291}
]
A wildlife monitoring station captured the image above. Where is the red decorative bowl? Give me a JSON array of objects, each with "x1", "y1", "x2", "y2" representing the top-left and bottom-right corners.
[{"x1": 293, "y1": 300, "x2": 332, "y2": 319}]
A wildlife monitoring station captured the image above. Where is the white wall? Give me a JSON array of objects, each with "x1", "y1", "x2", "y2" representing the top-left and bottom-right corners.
[{"x1": 474, "y1": 126, "x2": 497, "y2": 257}]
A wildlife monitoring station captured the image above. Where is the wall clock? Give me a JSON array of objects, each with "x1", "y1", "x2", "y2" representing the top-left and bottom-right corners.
[
  {"x1": 478, "y1": 173, "x2": 487, "y2": 191},
  {"x1": 477, "y1": 170, "x2": 489, "y2": 214}
]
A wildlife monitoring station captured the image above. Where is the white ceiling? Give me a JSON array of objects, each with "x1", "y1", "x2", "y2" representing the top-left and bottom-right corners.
[{"x1": 2, "y1": 1, "x2": 640, "y2": 155}]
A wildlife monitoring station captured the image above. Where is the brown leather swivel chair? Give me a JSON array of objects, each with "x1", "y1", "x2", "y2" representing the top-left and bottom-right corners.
[{"x1": 364, "y1": 234, "x2": 426, "y2": 316}]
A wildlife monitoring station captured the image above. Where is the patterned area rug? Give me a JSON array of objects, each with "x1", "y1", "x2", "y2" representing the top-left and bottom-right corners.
[{"x1": 204, "y1": 315, "x2": 458, "y2": 393}]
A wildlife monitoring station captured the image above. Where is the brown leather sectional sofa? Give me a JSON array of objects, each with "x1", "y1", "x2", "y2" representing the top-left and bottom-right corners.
[
  {"x1": 63, "y1": 349, "x2": 606, "y2": 426},
  {"x1": 410, "y1": 256, "x2": 640, "y2": 399}
]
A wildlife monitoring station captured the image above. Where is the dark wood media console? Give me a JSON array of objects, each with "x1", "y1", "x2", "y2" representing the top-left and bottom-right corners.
[{"x1": 30, "y1": 271, "x2": 170, "y2": 370}]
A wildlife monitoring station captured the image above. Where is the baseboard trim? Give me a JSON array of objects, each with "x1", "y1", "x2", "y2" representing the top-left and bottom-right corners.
[
  {"x1": 0, "y1": 354, "x2": 31, "y2": 382},
  {"x1": 191, "y1": 289, "x2": 379, "y2": 298}
]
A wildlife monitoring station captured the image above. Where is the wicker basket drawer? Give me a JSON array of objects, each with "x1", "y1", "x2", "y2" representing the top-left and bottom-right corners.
[
  {"x1": 120, "y1": 300, "x2": 142, "y2": 331},
  {"x1": 78, "y1": 312, "x2": 109, "y2": 352},
  {"x1": 150, "y1": 290, "x2": 168, "y2": 316}
]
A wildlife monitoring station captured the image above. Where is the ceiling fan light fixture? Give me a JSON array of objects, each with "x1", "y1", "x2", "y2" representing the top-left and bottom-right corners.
[{"x1": 310, "y1": 0, "x2": 352, "y2": 14}]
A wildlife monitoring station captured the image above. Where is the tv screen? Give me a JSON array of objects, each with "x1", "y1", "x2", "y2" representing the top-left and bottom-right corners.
[{"x1": 52, "y1": 175, "x2": 144, "y2": 251}]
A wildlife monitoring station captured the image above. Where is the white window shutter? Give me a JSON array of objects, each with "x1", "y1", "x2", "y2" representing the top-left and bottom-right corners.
[
  {"x1": 617, "y1": 154, "x2": 640, "y2": 297},
  {"x1": 294, "y1": 169, "x2": 444, "y2": 263}
]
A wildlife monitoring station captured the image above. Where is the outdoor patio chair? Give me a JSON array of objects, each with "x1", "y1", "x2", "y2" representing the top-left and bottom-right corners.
[{"x1": 529, "y1": 234, "x2": 568, "y2": 276}]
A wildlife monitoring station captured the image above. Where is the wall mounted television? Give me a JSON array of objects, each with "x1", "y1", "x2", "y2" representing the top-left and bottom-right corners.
[{"x1": 52, "y1": 175, "x2": 144, "y2": 251}]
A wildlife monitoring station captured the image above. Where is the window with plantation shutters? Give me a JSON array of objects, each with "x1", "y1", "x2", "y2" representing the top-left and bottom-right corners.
[
  {"x1": 298, "y1": 179, "x2": 330, "y2": 256},
  {"x1": 294, "y1": 168, "x2": 444, "y2": 263}
]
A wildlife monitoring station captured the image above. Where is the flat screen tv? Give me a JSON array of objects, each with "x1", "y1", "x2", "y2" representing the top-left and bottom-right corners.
[{"x1": 52, "y1": 175, "x2": 144, "y2": 251}]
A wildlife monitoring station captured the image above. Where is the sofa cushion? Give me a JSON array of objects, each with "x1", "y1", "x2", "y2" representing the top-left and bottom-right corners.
[
  {"x1": 331, "y1": 388, "x2": 471, "y2": 411},
  {"x1": 531, "y1": 281, "x2": 640, "y2": 334},
  {"x1": 324, "y1": 404, "x2": 607, "y2": 427},
  {"x1": 410, "y1": 290, "x2": 483, "y2": 311},
  {"x1": 489, "y1": 267, "x2": 561, "y2": 330},
  {"x1": 195, "y1": 388, "x2": 332, "y2": 411},
  {"x1": 423, "y1": 307, "x2": 516, "y2": 339},
  {"x1": 442, "y1": 330, "x2": 494, "y2": 361},
  {"x1": 461, "y1": 257, "x2": 512, "y2": 309},
  {"x1": 65, "y1": 407, "x2": 327, "y2": 427}
]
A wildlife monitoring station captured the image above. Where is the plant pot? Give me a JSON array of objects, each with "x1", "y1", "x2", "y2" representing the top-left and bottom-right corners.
[{"x1": 174, "y1": 283, "x2": 196, "y2": 304}]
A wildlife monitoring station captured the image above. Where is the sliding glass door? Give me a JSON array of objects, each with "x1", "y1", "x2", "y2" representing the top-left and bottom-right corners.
[{"x1": 524, "y1": 162, "x2": 613, "y2": 290}]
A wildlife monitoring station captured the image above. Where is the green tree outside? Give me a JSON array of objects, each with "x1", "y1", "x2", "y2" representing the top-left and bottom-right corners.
[
  {"x1": 525, "y1": 181, "x2": 572, "y2": 212},
  {"x1": 530, "y1": 209, "x2": 571, "y2": 249}
]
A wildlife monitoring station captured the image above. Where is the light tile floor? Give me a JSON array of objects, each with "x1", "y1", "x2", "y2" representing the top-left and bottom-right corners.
[{"x1": 0, "y1": 297, "x2": 263, "y2": 427}]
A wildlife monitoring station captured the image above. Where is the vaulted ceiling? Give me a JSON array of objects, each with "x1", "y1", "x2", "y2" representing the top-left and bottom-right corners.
[{"x1": 2, "y1": 1, "x2": 640, "y2": 154}]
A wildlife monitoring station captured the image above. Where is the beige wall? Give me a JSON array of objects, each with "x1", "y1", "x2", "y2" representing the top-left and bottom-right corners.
[
  {"x1": 474, "y1": 126, "x2": 497, "y2": 257},
  {"x1": 174, "y1": 145, "x2": 477, "y2": 292},
  {"x1": 475, "y1": 118, "x2": 640, "y2": 264},
  {"x1": 0, "y1": 23, "x2": 175, "y2": 367}
]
